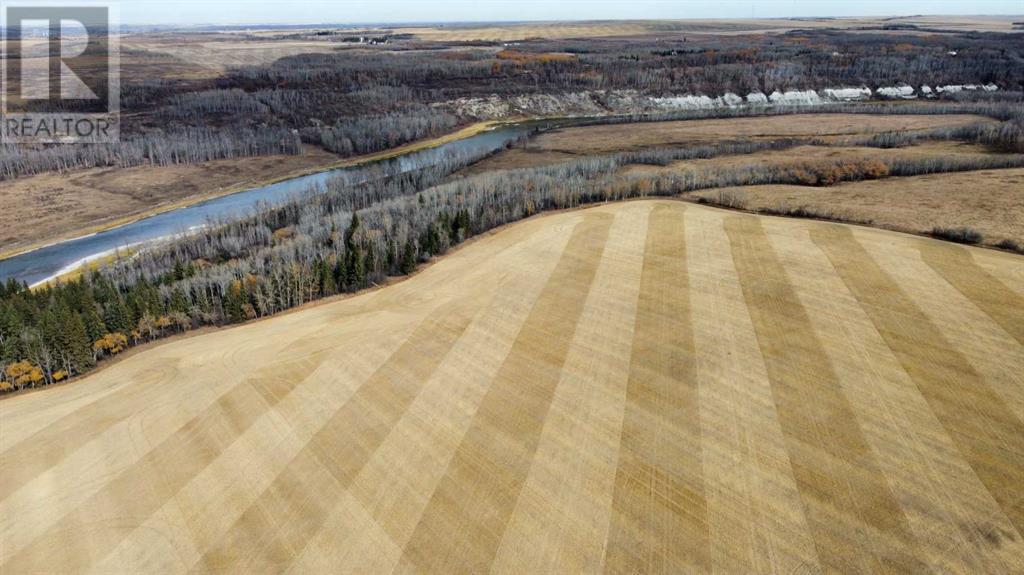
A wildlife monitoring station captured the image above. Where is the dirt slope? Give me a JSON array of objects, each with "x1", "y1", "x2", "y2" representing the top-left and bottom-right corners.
[{"x1": 1, "y1": 201, "x2": 1022, "y2": 574}]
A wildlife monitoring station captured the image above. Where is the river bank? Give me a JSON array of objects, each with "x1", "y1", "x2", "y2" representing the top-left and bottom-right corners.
[{"x1": 0, "y1": 121, "x2": 501, "y2": 263}]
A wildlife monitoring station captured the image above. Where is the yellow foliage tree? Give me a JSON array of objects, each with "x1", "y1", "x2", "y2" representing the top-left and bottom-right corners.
[
  {"x1": 4, "y1": 360, "x2": 44, "y2": 389},
  {"x1": 93, "y1": 332, "x2": 128, "y2": 357}
]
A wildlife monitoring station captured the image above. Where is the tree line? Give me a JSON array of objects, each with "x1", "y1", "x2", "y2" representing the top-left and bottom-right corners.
[
  {"x1": 0, "y1": 127, "x2": 301, "y2": 181},
  {"x1": 3, "y1": 27, "x2": 1021, "y2": 182},
  {"x1": 4, "y1": 110, "x2": 1022, "y2": 391}
]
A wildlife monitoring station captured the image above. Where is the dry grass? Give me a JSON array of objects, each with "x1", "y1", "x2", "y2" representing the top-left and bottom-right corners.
[
  {"x1": 1, "y1": 200, "x2": 1021, "y2": 573},
  {"x1": 532, "y1": 114, "x2": 994, "y2": 155},
  {"x1": 466, "y1": 114, "x2": 994, "y2": 173},
  {"x1": 392, "y1": 16, "x2": 1022, "y2": 41},
  {"x1": 0, "y1": 121, "x2": 497, "y2": 259},
  {"x1": 691, "y1": 168, "x2": 1024, "y2": 248},
  {"x1": 0, "y1": 147, "x2": 339, "y2": 256},
  {"x1": 618, "y1": 141, "x2": 993, "y2": 175},
  {"x1": 121, "y1": 37, "x2": 350, "y2": 74}
]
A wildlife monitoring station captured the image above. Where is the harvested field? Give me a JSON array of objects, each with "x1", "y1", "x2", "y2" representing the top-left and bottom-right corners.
[
  {"x1": 691, "y1": 168, "x2": 1024, "y2": 248},
  {"x1": 2, "y1": 200, "x2": 1022, "y2": 574},
  {"x1": 122, "y1": 38, "x2": 348, "y2": 73},
  {"x1": 393, "y1": 16, "x2": 1022, "y2": 41}
]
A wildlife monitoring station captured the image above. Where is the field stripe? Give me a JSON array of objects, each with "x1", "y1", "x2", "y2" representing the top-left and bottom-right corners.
[
  {"x1": 0, "y1": 360, "x2": 145, "y2": 454},
  {"x1": 686, "y1": 209, "x2": 820, "y2": 574},
  {"x1": 811, "y1": 225, "x2": 1024, "y2": 538},
  {"x1": 0, "y1": 359, "x2": 183, "y2": 497},
  {"x1": 0, "y1": 313, "x2": 356, "y2": 564},
  {"x1": 973, "y1": 252, "x2": 1024, "y2": 298},
  {"x1": 768, "y1": 221, "x2": 1024, "y2": 573},
  {"x1": 193, "y1": 296, "x2": 482, "y2": 573},
  {"x1": 724, "y1": 215, "x2": 927, "y2": 573},
  {"x1": 0, "y1": 359, "x2": 201, "y2": 561},
  {"x1": 490, "y1": 203, "x2": 649, "y2": 573},
  {"x1": 395, "y1": 211, "x2": 613, "y2": 574},
  {"x1": 285, "y1": 216, "x2": 579, "y2": 575},
  {"x1": 602, "y1": 203, "x2": 710, "y2": 574},
  {"x1": 857, "y1": 235, "x2": 1024, "y2": 442},
  {"x1": 919, "y1": 242, "x2": 1024, "y2": 346},
  {"x1": 88, "y1": 328, "x2": 408, "y2": 574},
  {"x1": 177, "y1": 219, "x2": 559, "y2": 574},
  {"x1": 1, "y1": 347, "x2": 332, "y2": 574},
  {"x1": 0, "y1": 315, "x2": 343, "y2": 562}
]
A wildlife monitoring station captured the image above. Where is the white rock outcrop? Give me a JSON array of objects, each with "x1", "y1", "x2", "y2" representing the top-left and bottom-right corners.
[
  {"x1": 935, "y1": 84, "x2": 999, "y2": 94},
  {"x1": 822, "y1": 87, "x2": 872, "y2": 100},
  {"x1": 746, "y1": 91, "x2": 769, "y2": 104},
  {"x1": 442, "y1": 83, "x2": 1000, "y2": 119},
  {"x1": 877, "y1": 85, "x2": 917, "y2": 99},
  {"x1": 768, "y1": 90, "x2": 823, "y2": 106}
]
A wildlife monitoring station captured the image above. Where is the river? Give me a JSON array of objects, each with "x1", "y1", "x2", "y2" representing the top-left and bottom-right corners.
[{"x1": 0, "y1": 118, "x2": 579, "y2": 286}]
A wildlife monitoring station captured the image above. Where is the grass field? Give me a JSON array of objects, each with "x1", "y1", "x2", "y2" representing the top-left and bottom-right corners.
[
  {"x1": 121, "y1": 37, "x2": 354, "y2": 74},
  {"x1": 523, "y1": 114, "x2": 994, "y2": 155},
  {"x1": 465, "y1": 114, "x2": 994, "y2": 174},
  {"x1": 1, "y1": 200, "x2": 1021, "y2": 574},
  {"x1": 691, "y1": 168, "x2": 1024, "y2": 248}
]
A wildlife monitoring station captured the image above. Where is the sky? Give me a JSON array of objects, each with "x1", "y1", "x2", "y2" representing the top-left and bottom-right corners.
[{"x1": 114, "y1": 0, "x2": 1024, "y2": 26}]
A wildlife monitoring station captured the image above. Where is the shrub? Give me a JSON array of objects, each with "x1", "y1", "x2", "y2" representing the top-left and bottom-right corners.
[
  {"x1": 758, "y1": 204, "x2": 873, "y2": 225},
  {"x1": 996, "y1": 239, "x2": 1022, "y2": 253},
  {"x1": 778, "y1": 158, "x2": 890, "y2": 187},
  {"x1": 931, "y1": 226, "x2": 983, "y2": 244},
  {"x1": 697, "y1": 189, "x2": 749, "y2": 209}
]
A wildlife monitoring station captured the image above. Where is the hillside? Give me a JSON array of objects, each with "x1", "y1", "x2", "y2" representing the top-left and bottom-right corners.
[{"x1": 1, "y1": 201, "x2": 1022, "y2": 573}]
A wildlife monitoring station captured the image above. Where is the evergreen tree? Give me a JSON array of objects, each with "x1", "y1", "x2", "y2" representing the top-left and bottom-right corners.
[
  {"x1": 348, "y1": 250, "x2": 366, "y2": 288},
  {"x1": 65, "y1": 311, "x2": 94, "y2": 373},
  {"x1": 333, "y1": 256, "x2": 348, "y2": 291},
  {"x1": 168, "y1": 287, "x2": 190, "y2": 314},
  {"x1": 104, "y1": 294, "x2": 132, "y2": 335},
  {"x1": 0, "y1": 304, "x2": 25, "y2": 364},
  {"x1": 364, "y1": 249, "x2": 377, "y2": 282},
  {"x1": 386, "y1": 241, "x2": 398, "y2": 272},
  {"x1": 401, "y1": 240, "x2": 417, "y2": 275},
  {"x1": 172, "y1": 260, "x2": 187, "y2": 281},
  {"x1": 82, "y1": 304, "x2": 106, "y2": 344},
  {"x1": 224, "y1": 280, "x2": 246, "y2": 323},
  {"x1": 40, "y1": 301, "x2": 91, "y2": 376},
  {"x1": 318, "y1": 259, "x2": 337, "y2": 296}
]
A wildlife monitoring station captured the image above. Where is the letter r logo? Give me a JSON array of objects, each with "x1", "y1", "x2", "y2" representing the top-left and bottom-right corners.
[
  {"x1": 1, "y1": 2, "x2": 120, "y2": 144},
  {"x1": 2, "y1": 4, "x2": 115, "y2": 106}
]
